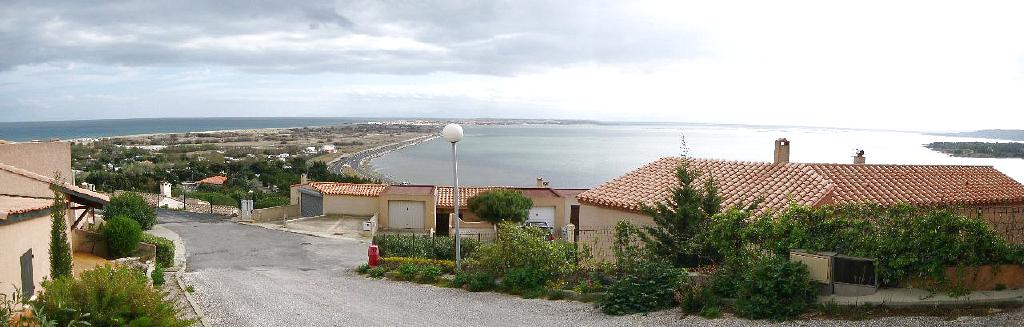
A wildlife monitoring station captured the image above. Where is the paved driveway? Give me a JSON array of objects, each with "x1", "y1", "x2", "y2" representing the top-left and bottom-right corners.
[{"x1": 158, "y1": 210, "x2": 1022, "y2": 327}]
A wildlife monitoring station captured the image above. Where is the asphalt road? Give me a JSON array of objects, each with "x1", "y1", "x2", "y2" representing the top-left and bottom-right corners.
[{"x1": 158, "y1": 210, "x2": 1024, "y2": 327}]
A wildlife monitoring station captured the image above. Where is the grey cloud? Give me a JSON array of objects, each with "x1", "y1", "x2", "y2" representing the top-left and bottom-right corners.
[{"x1": 0, "y1": 0, "x2": 701, "y2": 75}]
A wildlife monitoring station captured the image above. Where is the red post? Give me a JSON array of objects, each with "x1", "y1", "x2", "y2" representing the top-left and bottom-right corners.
[{"x1": 368, "y1": 245, "x2": 379, "y2": 267}]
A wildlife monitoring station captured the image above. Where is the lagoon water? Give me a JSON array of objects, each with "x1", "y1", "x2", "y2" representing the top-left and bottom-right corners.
[{"x1": 371, "y1": 124, "x2": 1024, "y2": 188}]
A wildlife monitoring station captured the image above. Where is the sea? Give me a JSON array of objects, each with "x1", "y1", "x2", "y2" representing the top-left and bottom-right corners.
[
  {"x1": 0, "y1": 117, "x2": 367, "y2": 141},
  {"x1": 1, "y1": 118, "x2": 1021, "y2": 188},
  {"x1": 370, "y1": 124, "x2": 1024, "y2": 188}
]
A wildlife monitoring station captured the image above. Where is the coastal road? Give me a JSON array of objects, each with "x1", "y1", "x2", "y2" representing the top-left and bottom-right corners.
[
  {"x1": 158, "y1": 210, "x2": 1023, "y2": 327},
  {"x1": 328, "y1": 135, "x2": 436, "y2": 183}
]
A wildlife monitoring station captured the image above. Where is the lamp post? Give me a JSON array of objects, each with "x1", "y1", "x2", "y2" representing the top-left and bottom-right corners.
[{"x1": 442, "y1": 123, "x2": 465, "y2": 271}]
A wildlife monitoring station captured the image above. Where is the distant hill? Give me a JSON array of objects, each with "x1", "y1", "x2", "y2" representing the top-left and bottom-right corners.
[
  {"x1": 933, "y1": 129, "x2": 1024, "y2": 141},
  {"x1": 926, "y1": 141, "x2": 1024, "y2": 158}
]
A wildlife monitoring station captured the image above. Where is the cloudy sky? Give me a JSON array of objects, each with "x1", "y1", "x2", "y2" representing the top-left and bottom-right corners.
[{"x1": 1, "y1": 1, "x2": 1023, "y2": 131}]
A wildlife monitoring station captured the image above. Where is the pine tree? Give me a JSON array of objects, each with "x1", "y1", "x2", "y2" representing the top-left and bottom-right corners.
[
  {"x1": 49, "y1": 179, "x2": 73, "y2": 279},
  {"x1": 639, "y1": 159, "x2": 722, "y2": 268}
]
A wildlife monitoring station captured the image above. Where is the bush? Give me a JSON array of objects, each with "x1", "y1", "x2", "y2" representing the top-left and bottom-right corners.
[
  {"x1": 501, "y1": 267, "x2": 550, "y2": 296},
  {"x1": 103, "y1": 215, "x2": 143, "y2": 258},
  {"x1": 152, "y1": 265, "x2": 166, "y2": 286},
  {"x1": 367, "y1": 267, "x2": 386, "y2": 278},
  {"x1": 356, "y1": 264, "x2": 370, "y2": 274},
  {"x1": 467, "y1": 189, "x2": 534, "y2": 224},
  {"x1": 378, "y1": 257, "x2": 455, "y2": 274},
  {"x1": 451, "y1": 271, "x2": 496, "y2": 292},
  {"x1": 471, "y1": 222, "x2": 577, "y2": 279},
  {"x1": 141, "y1": 233, "x2": 176, "y2": 268},
  {"x1": 599, "y1": 259, "x2": 684, "y2": 315},
  {"x1": 734, "y1": 259, "x2": 817, "y2": 320},
  {"x1": 415, "y1": 265, "x2": 444, "y2": 284},
  {"x1": 32, "y1": 265, "x2": 193, "y2": 326},
  {"x1": 106, "y1": 192, "x2": 157, "y2": 230},
  {"x1": 373, "y1": 234, "x2": 481, "y2": 260}
]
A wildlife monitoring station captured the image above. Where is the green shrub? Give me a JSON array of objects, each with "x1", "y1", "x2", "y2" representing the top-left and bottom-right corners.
[
  {"x1": 187, "y1": 191, "x2": 237, "y2": 207},
  {"x1": 734, "y1": 259, "x2": 817, "y2": 320},
  {"x1": 367, "y1": 267, "x2": 386, "y2": 278},
  {"x1": 415, "y1": 265, "x2": 444, "y2": 284},
  {"x1": 378, "y1": 257, "x2": 455, "y2": 274},
  {"x1": 467, "y1": 189, "x2": 534, "y2": 224},
  {"x1": 600, "y1": 259, "x2": 684, "y2": 316},
  {"x1": 105, "y1": 192, "x2": 157, "y2": 230},
  {"x1": 103, "y1": 215, "x2": 143, "y2": 258},
  {"x1": 141, "y1": 233, "x2": 176, "y2": 268},
  {"x1": 471, "y1": 222, "x2": 577, "y2": 279},
  {"x1": 451, "y1": 271, "x2": 496, "y2": 292},
  {"x1": 372, "y1": 234, "x2": 481, "y2": 260},
  {"x1": 152, "y1": 265, "x2": 166, "y2": 286},
  {"x1": 501, "y1": 267, "x2": 550, "y2": 296},
  {"x1": 395, "y1": 264, "x2": 420, "y2": 281},
  {"x1": 49, "y1": 187, "x2": 73, "y2": 279},
  {"x1": 356, "y1": 264, "x2": 370, "y2": 274},
  {"x1": 32, "y1": 265, "x2": 193, "y2": 326}
]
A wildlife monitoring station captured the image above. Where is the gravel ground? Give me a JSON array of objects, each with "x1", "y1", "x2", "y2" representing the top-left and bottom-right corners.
[{"x1": 157, "y1": 210, "x2": 1024, "y2": 327}]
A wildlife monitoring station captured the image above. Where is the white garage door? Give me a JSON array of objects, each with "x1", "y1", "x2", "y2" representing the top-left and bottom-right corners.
[
  {"x1": 388, "y1": 201, "x2": 425, "y2": 229},
  {"x1": 528, "y1": 206, "x2": 556, "y2": 226}
]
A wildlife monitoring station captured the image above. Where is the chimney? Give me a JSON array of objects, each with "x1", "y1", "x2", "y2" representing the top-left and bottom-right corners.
[
  {"x1": 773, "y1": 138, "x2": 791, "y2": 164},
  {"x1": 536, "y1": 177, "x2": 549, "y2": 188},
  {"x1": 159, "y1": 182, "x2": 172, "y2": 198},
  {"x1": 853, "y1": 149, "x2": 866, "y2": 164},
  {"x1": 300, "y1": 173, "x2": 309, "y2": 185}
]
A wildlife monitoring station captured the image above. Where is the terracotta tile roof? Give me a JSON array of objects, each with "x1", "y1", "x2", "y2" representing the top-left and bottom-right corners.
[
  {"x1": 0, "y1": 162, "x2": 110, "y2": 205},
  {"x1": 382, "y1": 185, "x2": 435, "y2": 196},
  {"x1": 577, "y1": 157, "x2": 1024, "y2": 214},
  {"x1": 308, "y1": 182, "x2": 388, "y2": 197},
  {"x1": 197, "y1": 175, "x2": 228, "y2": 185},
  {"x1": 435, "y1": 186, "x2": 499, "y2": 209},
  {"x1": 809, "y1": 164, "x2": 1024, "y2": 206},
  {"x1": 0, "y1": 195, "x2": 52, "y2": 221}
]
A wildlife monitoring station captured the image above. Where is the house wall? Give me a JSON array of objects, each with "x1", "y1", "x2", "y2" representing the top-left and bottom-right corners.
[
  {"x1": 289, "y1": 185, "x2": 300, "y2": 205},
  {"x1": 251, "y1": 204, "x2": 300, "y2": 222},
  {"x1": 0, "y1": 142, "x2": 73, "y2": 185},
  {"x1": 378, "y1": 194, "x2": 436, "y2": 232},
  {"x1": 578, "y1": 204, "x2": 652, "y2": 229},
  {"x1": 323, "y1": 194, "x2": 379, "y2": 216},
  {"x1": 0, "y1": 210, "x2": 64, "y2": 298},
  {"x1": 0, "y1": 170, "x2": 53, "y2": 198},
  {"x1": 961, "y1": 205, "x2": 1024, "y2": 244},
  {"x1": 530, "y1": 196, "x2": 569, "y2": 229}
]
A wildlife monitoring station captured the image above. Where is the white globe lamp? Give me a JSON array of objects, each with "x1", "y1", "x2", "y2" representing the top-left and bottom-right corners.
[{"x1": 442, "y1": 124, "x2": 464, "y2": 143}]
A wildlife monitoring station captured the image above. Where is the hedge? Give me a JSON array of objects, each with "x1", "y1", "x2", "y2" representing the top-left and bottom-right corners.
[
  {"x1": 378, "y1": 257, "x2": 455, "y2": 274},
  {"x1": 141, "y1": 233, "x2": 176, "y2": 268}
]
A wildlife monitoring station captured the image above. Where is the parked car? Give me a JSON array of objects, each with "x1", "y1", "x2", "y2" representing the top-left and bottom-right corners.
[{"x1": 524, "y1": 220, "x2": 555, "y2": 240}]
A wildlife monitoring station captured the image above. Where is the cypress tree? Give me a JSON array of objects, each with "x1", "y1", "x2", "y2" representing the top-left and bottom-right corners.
[{"x1": 49, "y1": 181, "x2": 73, "y2": 279}]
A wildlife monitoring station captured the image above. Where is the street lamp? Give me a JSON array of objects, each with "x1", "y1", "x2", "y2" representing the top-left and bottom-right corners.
[{"x1": 442, "y1": 123, "x2": 464, "y2": 270}]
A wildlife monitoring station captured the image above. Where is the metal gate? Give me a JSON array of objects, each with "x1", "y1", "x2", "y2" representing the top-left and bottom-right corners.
[
  {"x1": 299, "y1": 189, "x2": 323, "y2": 217},
  {"x1": 20, "y1": 249, "x2": 33, "y2": 297}
]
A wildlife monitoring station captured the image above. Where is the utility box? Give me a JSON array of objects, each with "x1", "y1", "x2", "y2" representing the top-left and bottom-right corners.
[
  {"x1": 362, "y1": 221, "x2": 374, "y2": 231},
  {"x1": 788, "y1": 250, "x2": 878, "y2": 297},
  {"x1": 790, "y1": 250, "x2": 835, "y2": 295},
  {"x1": 832, "y1": 254, "x2": 878, "y2": 296}
]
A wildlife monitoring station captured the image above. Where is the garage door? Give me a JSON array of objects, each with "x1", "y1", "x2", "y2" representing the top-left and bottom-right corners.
[
  {"x1": 528, "y1": 206, "x2": 556, "y2": 226},
  {"x1": 300, "y1": 190, "x2": 323, "y2": 217},
  {"x1": 388, "y1": 201, "x2": 424, "y2": 229}
]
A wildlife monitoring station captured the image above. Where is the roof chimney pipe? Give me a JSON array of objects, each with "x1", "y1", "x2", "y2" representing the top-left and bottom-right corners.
[
  {"x1": 774, "y1": 138, "x2": 791, "y2": 164},
  {"x1": 854, "y1": 149, "x2": 866, "y2": 164},
  {"x1": 536, "y1": 177, "x2": 549, "y2": 188}
]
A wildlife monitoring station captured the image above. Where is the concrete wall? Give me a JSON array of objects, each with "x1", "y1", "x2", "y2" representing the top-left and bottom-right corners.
[
  {"x1": 578, "y1": 204, "x2": 652, "y2": 229},
  {"x1": 0, "y1": 169, "x2": 52, "y2": 198},
  {"x1": 378, "y1": 194, "x2": 436, "y2": 232},
  {"x1": 0, "y1": 211, "x2": 59, "y2": 298},
  {"x1": 0, "y1": 142, "x2": 73, "y2": 184},
  {"x1": 323, "y1": 194, "x2": 379, "y2": 216},
  {"x1": 251, "y1": 204, "x2": 300, "y2": 222}
]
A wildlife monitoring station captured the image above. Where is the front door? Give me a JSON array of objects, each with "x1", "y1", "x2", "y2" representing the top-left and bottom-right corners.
[
  {"x1": 435, "y1": 213, "x2": 450, "y2": 236},
  {"x1": 20, "y1": 249, "x2": 33, "y2": 298}
]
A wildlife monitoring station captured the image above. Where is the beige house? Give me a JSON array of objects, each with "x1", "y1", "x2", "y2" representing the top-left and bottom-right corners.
[
  {"x1": 576, "y1": 139, "x2": 1024, "y2": 251},
  {"x1": 0, "y1": 142, "x2": 109, "y2": 298},
  {"x1": 273, "y1": 180, "x2": 581, "y2": 237}
]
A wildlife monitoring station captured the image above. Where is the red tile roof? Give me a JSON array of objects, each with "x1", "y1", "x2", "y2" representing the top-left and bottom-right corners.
[
  {"x1": 197, "y1": 175, "x2": 228, "y2": 185},
  {"x1": 0, "y1": 162, "x2": 110, "y2": 206},
  {"x1": 435, "y1": 186, "x2": 498, "y2": 209},
  {"x1": 308, "y1": 182, "x2": 388, "y2": 197},
  {"x1": 382, "y1": 185, "x2": 435, "y2": 196},
  {"x1": 577, "y1": 157, "x2": 1024, "y2": 214},
  {"x1": 0, "y1": 195, "x2": 51, "y2": 221}
]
